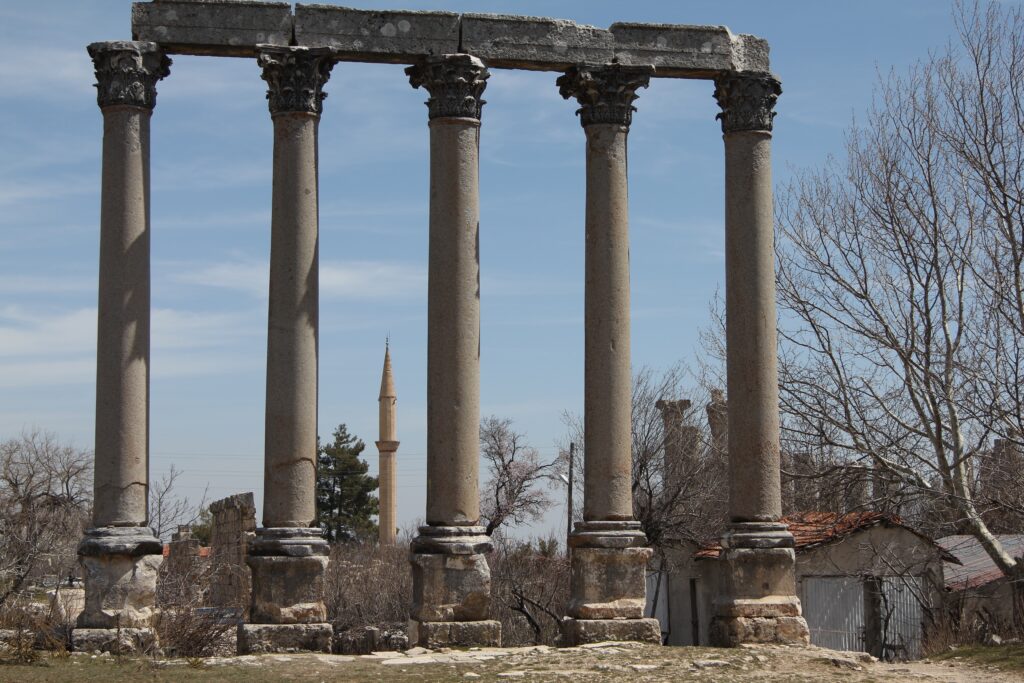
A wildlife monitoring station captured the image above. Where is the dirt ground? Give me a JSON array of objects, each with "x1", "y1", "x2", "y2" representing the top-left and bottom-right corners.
[{"x1": 1, "y1": 641, "x2": 1021, "y2": 682}]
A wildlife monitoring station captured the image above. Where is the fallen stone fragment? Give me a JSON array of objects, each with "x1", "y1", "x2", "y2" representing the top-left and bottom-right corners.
[{"x1": 693, "y1": 659, "x2": 731, "y2": 669}]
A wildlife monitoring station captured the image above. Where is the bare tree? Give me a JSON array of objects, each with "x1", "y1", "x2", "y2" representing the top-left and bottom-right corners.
[
  {"x1": 489, "y1": 534, "x2": 569, "y2": 646},
  {"x1": 479, "y1": 416, "x2": 555, "y2": 537},
  {"x1": 0, "y1": 430, "x2": 90, "y2": 608},
  {"x1": 775, "y1": 0, "x2": 1024, "y2": 623},
  {"x1": 559, "y1": 365, "x2": 727, "y2": 549},
  {"x1": 150, "y1": 464, "x2": 208, "y2": 542}
]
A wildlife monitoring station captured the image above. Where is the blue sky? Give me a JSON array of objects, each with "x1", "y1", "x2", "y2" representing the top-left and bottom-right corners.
[{"x1": 0, "y1": 1, "x2": 982, "y2": 539}]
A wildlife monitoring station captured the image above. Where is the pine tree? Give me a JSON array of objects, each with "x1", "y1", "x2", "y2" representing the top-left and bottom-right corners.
[{"x1": 316, "y1": 424, "x2": 379, "y2": 542}]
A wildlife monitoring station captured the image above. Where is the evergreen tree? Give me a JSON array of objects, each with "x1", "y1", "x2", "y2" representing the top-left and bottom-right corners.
[{"x1": 316, "y1": 424, "x2": 379, "y2": 542}]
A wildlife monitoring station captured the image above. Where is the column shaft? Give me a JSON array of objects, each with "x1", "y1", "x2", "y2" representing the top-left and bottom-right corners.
[
  {"x1": 426, "y1": 118, "x2": 481, "y2": 526},
  {"x1": 78, "y1": 41, "x2": 169, "y2": 634},
  {"x1": 556, "y1": 64, "x2": 660, "y2": 645},
  {"x1": 93, "y1": 106, "x2": 152, "y2": 528},
  {"x1": 724, "y1": 131, "x2": 780, "y2": 523},
  {"x1": 406, "y1": 54, "x2": 499, "y2": 649},
  {"x1": 711, "y1": 71, "x2": 808, "y2": 647},
  {"x1": 244, "y1": 48, "x2": 334, "y2": 646},
  {"x1": 583, "y1": 123, "x2": 632, "y2": 522},
  {"x1": 263, "y1": 111, "x2": 320, "y2": 529}
]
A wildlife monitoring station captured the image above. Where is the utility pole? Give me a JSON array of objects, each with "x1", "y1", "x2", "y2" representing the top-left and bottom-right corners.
[{"x1": 566, "y1": 442, "x2": 575, "y2": 546}]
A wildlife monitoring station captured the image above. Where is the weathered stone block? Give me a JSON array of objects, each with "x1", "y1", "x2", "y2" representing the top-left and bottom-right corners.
[
  {"x1": 560, "y1": 617, "x2": 661, "y2": 646},
  {"x1": 408, "y1": 619, "x2": 501, "y2": 648},
  {"x1": 718, "y1": 547, "x2": 797, "y2": 601},
  {"x1": 460, "y1": 14, "x2": 614, "y2": 71},
  {"x1": 131, "y1": 1, "x2": 293, "y2": 57},
  {"x1": 410, "y1": 552, "x2": 490, "y2": 622},
  {"x1": 237, "y1": 622, "x2": 332, "y2": 654},
  {"x1": 608, "y1": 23, "x2": 734, "y2": 77},
  {"x1": 567, "y1": 546, "x2": 651, "y2": 619},
  {"x1": 295, "y1": 5, "x2": 459, "y2": 62},
  {"x1": 247, "y1": 554, "x2": 328, "y2": 623},
  {"x1": 77, "y1": 554, "x2": 161, "y2": 628},
  {"x1": 709, "y1": 615, "x2": 809, "y2": 647},
  {"x1": 71, "y1": 627, "x2": 155, "y2": 654}
]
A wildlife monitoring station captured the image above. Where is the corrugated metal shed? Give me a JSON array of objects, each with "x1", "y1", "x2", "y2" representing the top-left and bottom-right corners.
[{"x1": 937, "y1": 534, "x2": 1024, "y2": 590}]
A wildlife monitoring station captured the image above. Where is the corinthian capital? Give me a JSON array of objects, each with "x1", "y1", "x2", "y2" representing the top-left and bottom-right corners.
[
  {"x1": 257, "y1": 46, "x2": 335, "y2": 116},
  {"x1": 713, "y1": 72, "x2": 781, "y2": 134},
  {"x1": 557, "y1": 64, "x2": 653, "y2": 128},
  {"x1": 407, "y1": 54, "x2": 489, "y2": 121},
  {"x1": 88, "y1": 41, "x2": 171, "y2": 111}
]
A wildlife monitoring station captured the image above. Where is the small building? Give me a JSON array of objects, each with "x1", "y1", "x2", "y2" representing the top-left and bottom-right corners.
[
  {"x1": 659, "y1": 512, "x2": 954, "y2": 660},
  {"x1": 937, "y1": 534, "x2": 1024, "y2": 632}
]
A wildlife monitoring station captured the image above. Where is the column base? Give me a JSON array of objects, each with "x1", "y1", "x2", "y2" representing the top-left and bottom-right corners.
[
  {"x1": 71, "y1": 627, "x2": 155, "y2": 654},
  {"x1": 409, "y1": 525, "x2": 500, "y2": 647},
  {"x1": 237, "y1": 623, "x2": 332, "y2": 654},
  {"x1": 568, "y1": 521, "x2": 652, "y2": 620},
  {"x1": 710, "y1": 522, "x2": 810, "y2": 647},
  {"x1": 408, "y1": 619, "x2": 501, "y2": 648},
  {"x1": 247, "y1": 527, "x2": 329, "y2": 624},
  {"x1": 76, "y1": 527, "x2": 163, "y2": 629},
  {"x1": 560, "y1": 618, "x2": 661, "y2": 646}
]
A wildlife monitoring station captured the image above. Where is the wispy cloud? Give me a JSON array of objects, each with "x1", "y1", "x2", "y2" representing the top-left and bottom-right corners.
[
  {"x1": 0, "y1": 275, "x2": 94, "y2": 295},
  {"x1": 172, "y1": 258, "x2": 427, "y2": 300}
]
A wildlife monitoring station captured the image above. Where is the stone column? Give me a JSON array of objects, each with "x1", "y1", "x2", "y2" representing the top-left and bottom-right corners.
[
  {"x1": 405, "y1": 54, "x2": 499, "y2": 649},
  {"x1": 76, "y1": 42, "x2": 169, "y2": 648},
  {"x1": 656, "y1": 399, "x2": 692, "y2": 493},
  {"x1": 710, "y1": 71, "x2": 809, "y2": 646},
  {"x1": 557, "y1": 64, "x2": 660, "y2": 645},
  {"x1": 241, "y1": 46, "x2": 334, "y2": 656}
]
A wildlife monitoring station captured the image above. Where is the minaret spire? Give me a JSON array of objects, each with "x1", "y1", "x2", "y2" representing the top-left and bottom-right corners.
[{"x1": 376, "y1": 340, "x2": 399, "y2": 544}]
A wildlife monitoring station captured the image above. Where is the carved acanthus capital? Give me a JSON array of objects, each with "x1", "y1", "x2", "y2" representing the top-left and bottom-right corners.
[
  {"x1": 407, "y1": 54, "x2": 489, "y2": 121},
  {"x1": 257, "y1": 46, "x2": 335, "y2": 116},
  {"x1": 88, "y1": 41, "x2": 171, "y2": 111},
  {"x1": 713, "y1": 71, "x2": 781, "y2": 134},
  {"x1": 557, "y1": 64, "x2": 653, "y2": 128}
]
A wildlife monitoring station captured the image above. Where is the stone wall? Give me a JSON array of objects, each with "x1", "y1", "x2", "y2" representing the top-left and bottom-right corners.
[{"x1": 208, "y1": 492, "x2": 256, "y2": 615}]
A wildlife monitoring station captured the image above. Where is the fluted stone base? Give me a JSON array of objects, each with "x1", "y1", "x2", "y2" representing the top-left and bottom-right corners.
[
  {"x1": 76, "y1": 527, "x2": 163, "y2": 629},
  {"x1": 408, "y1": 525, "x2": 501, "y2": 647},
  {"x1": 565, "y1": 521, "x2": 656, "y2": 642},
  {"x1": 710, "y1": 523, "x2": 809, "y2": 647},
  {"x1": 238, "y1": 623, "x2": 332, "y2": 654},
  {"x1": 560, "y1": 617, "x2": 661, "y2": 646},
  {"x1": 247, "y1": 527, "x2": 329, "y2": 625}
]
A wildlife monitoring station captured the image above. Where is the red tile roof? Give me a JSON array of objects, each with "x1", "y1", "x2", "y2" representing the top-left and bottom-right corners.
[
  {"x1": 162, "y1": 544, "x2": 211, "y2": 558},
  {"x1": 695, "y1": 511, "x2": 955, "y2": 562}
]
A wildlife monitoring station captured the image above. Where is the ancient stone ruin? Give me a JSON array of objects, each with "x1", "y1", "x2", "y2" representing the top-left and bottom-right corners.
[{"x1": 77, "y1": 0, "x2": 808, "y2": 653}]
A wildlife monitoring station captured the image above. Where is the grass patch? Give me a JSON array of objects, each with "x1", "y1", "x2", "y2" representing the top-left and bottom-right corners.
[{"x1": 930, "y1": 644, "x2": 1024, "y2": 670}]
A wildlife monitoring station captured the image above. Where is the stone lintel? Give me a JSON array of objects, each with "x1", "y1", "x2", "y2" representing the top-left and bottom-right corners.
[
  {"x1": 295, "y1": 5, "x2": 460, "y2": 62},
  {"x1": 131, "y1": 1, "x2": 293, "y2": 57},
  {"x1": 460, "y1": 13, "x2": 614, "y2": 71},
  {"x1": 560, "y1": 617, "x2": 661, "y2": 646},
  {"x1": 408, "y1": 619, "x2": 501, "y2": 648},
  {"x1": 608, "y1": 23, "x2": 760, "y2": 77},
  {"x1": 128, "y1": 2, "x2": 770, "y2": 75},
  {"x1": 237, "y1": 622, "x2": 333, "y2": 654}
]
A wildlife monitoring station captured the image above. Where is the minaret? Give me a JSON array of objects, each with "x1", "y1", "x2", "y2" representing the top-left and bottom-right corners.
[{"x1": 376, "y1": 340, "x2": 399, "y2": 544}]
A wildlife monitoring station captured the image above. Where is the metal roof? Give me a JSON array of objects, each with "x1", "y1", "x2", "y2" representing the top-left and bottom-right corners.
[{"x1": 937, "y1": 534, "x2": 1024, "y2": 591}]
